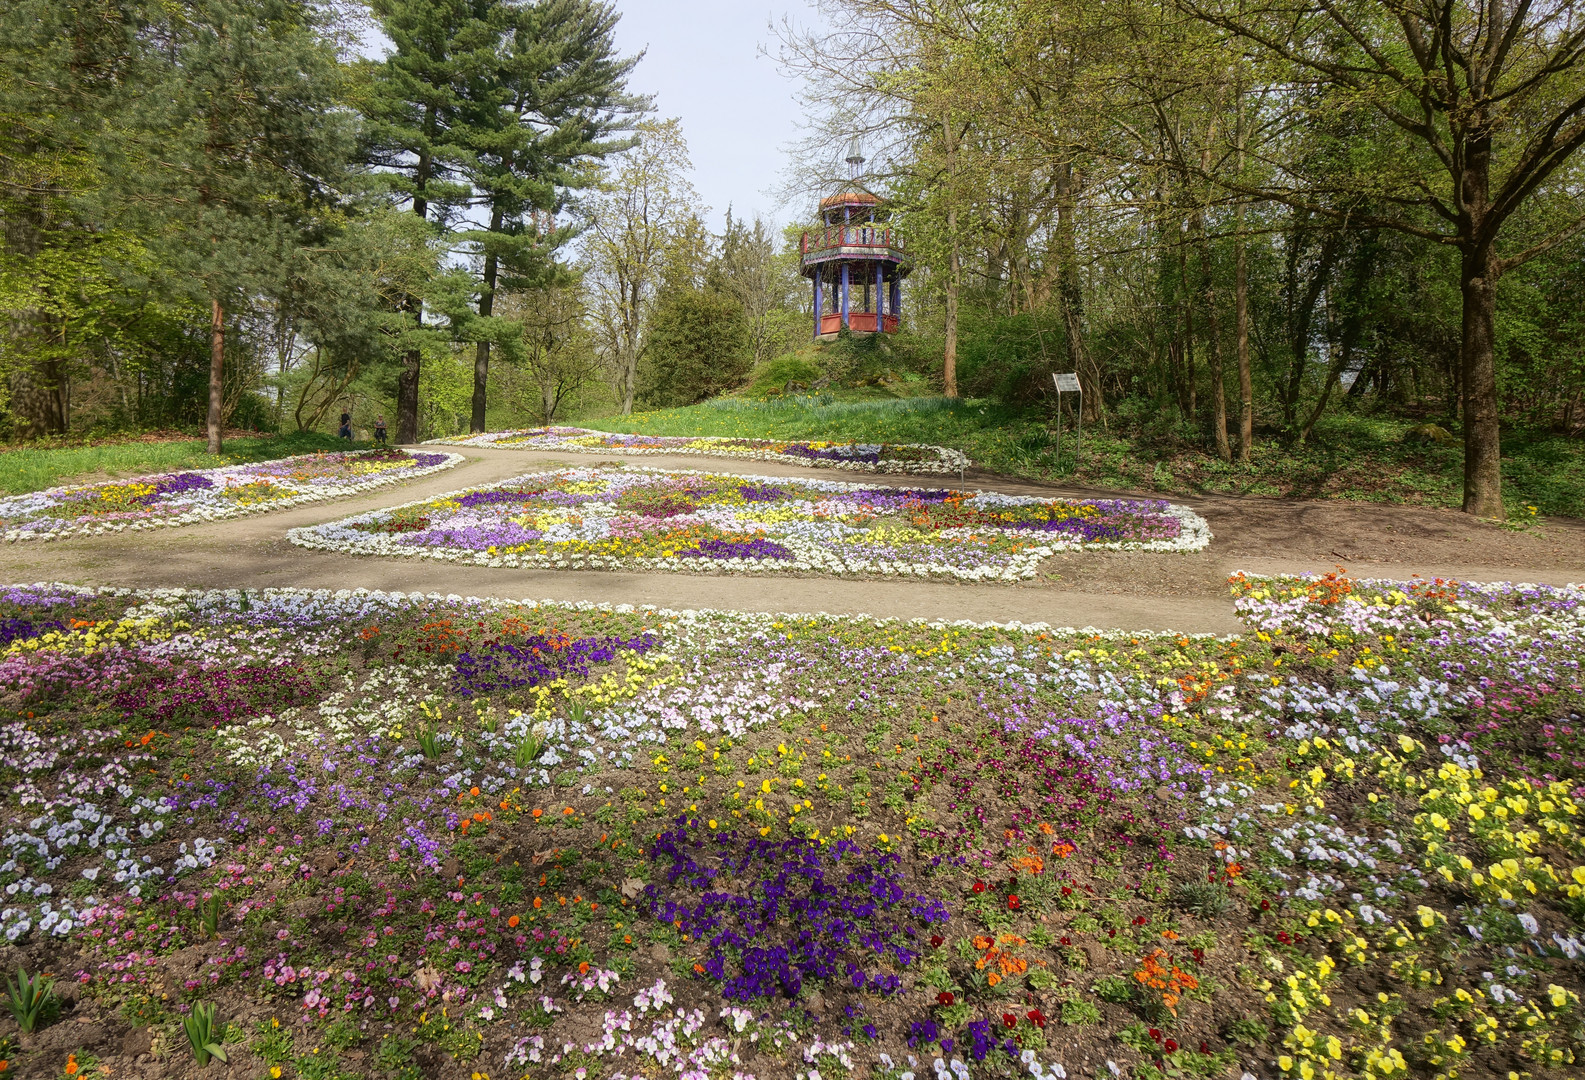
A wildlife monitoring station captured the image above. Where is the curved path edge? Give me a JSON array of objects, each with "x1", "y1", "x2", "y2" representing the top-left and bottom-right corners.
[{"x1": 2, "y1": 445, "x2": 1580, "y2": 635}]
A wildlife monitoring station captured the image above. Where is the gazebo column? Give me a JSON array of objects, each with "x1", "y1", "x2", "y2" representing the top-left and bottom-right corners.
[
  {"x1": 813, "y1": 272, "x2": 823, "y2": 339},
  {"x1": 876, "y1": 263, "x2": 885, "y2": 327},
  {"x1": 840, "y1": 262, "x2": 850, "y2": 329},
  {"x1": 891, "y1": 276, "x2": 901, "y2": 320}
]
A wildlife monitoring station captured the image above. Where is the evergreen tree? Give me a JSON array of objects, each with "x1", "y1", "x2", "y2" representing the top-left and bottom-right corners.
[
  {"x1": 362, "y1": 0, "x2": 500, "y2": 443},
  {"x1": 458, "y1": 0, "x2": 645, "y2": 432}
]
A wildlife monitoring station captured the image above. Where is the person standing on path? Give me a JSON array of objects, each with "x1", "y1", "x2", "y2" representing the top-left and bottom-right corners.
[
  {"x1": 374, "y1": 416, "x2": 387, "y2": 447},
  {"x1": 338, "y1": 410, "x2": 352, "y2": 441}
]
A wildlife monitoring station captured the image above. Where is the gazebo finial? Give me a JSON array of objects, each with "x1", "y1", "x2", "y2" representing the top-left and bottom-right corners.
[{"x1": 845, "y1": 138, "x2": 865, "y2": 179}]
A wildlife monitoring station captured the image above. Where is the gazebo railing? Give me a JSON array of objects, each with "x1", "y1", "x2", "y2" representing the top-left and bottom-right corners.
[{"x1": 800, "y1": 226, "x2": 906, "y2": 254}]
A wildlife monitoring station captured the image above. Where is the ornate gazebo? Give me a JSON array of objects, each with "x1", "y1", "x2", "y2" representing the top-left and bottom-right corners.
[{"x1": 800, "y1": 147, "x2": 909, "y2": 339}]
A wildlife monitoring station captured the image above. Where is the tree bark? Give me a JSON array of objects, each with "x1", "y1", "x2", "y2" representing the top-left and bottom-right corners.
[
  {"x1": 208, "y1": 297, "x2": 224, "y2": 454},
  {"x1": 1235, "y1": 219, "x2": 1252, "y2": 461},
  {"x1": 1055, "y1": 159, "x2": 1099, "y2": 421},
  {"x1": 471, "y1": 247, "x2": 500, "y2": 433},
  {"x1": 1192, "y1": 212, "x2": 1230, "y2": 461},
  {"x1": 1460, "y1": 242, "x2": 1503, "y2": 517},
  {"x1": 942, "y1": 114, "x2": 960, "y2": 398},
  {"x1": 1234, "y1": 72, "x2": 1252, "y2": 461},
  {"x1": 397, "y1": 138, "x2": 434, "y2": 445}
]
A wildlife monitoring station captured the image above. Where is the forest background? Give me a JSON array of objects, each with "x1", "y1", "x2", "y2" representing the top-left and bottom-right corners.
[{"x1": 2, "y1": 0, "x2": 1583, "y2": 519}]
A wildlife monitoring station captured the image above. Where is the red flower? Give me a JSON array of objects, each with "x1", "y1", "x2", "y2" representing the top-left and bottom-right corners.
[
  {"x1": 1107, "y1": 928, "x2": 1116, "y2": 938},
  {"x1": 1276, "y1": 931, "x2": 1292, "y2": 944},
  {"x1": 1200, "y1": 1041, "x2": 1210, "y2": 1054},
  {"x1": 1060, "y1": 886, "x2": 1072, "y2": 897},
  {"x1": 1191, "y1": 947, "x2": 1205, "y2": 963},
  {"x1": 1027, "y1": 1010, "x2": 1047, "y2": 1029},
  {"x1": 930, "y1": 935, "x2": 944, "y2": 948},
  {"x1": 972, "y1": 881, "x2": 986, "y2": 894},
  {"x1": 1059, "y1": 936, "x2": 1071, "y2": 946},
  {"x1": 1007, "y1": 894, "x2": 1022, "y2": 911},
  {"x1": 937, "y1": 991, "x2": 954, "y2": 1006},
  {"x1": 1002, "y1": 1013, "x2": 1018, "y2": 1029},
  {"x1": 1164, "y1": 1039, "x2": 1179, "y2": 1053},
  {"x1": 1149, "y1": 1029, "x2": 1162, "y2": 1042},
  {"x1": 1260, "y1": 898, "x2": 1271, "y2": 911}
]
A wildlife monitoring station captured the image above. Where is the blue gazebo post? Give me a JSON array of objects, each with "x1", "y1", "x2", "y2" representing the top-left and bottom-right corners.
[
  {"x1": 876, "y1": 263, "x2": 885, "y2": 327},
  {"x1": 813, "y1": 273, "x2": 823, "y2": 339},
  {"x1": 840, "y1": 262, "x2": 850, "y2": 330}
]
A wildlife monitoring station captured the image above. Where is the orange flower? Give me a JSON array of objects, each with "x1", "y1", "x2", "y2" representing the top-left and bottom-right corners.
[
  {"x1": 507, "y1": 915, "x2": 520, "y2": 928},
  {"x1": 1038, "y1": 822, "x2": 1055, "y2": 835},
  {"x1": 1162, "y1": 929, "x2": 1179, "y2": 940},
  {"x1": 1051, "y1": 842, "x2": 1075, "y2": 859},
  {"x1": 533, "y1": 897, "x2": 542, "y2": 909},
  {"x1": 65, "y1": 1056, "x2": 79, "y2": 1077},
  {"x1": 987, "y1": 972, "x2": 1001, "y2": 986},
  {"x1": 531, "y1": 808, "x2": 543, "y2": 818},
  {"x1": 578, "y1": 961, "x2": 590, "y2": 975},
  {"x1": 470, "y1": 786, "x2": 480, "y2": 797}
]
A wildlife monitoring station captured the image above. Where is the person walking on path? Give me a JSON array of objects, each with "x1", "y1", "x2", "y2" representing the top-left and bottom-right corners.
[
  {"x1": 338, "y1": 410, "x2": 352, "y2": 441},
  {"x1": 374, "y1": 416, "x2": 388, "y2": 447}
]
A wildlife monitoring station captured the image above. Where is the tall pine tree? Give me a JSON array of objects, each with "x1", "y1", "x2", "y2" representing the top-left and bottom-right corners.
[
  {"x1": 456, "y1": 0, "x2": 645, "y2": 432},
  {"x1": 362, "y1": 0, "x2": 500, "y2": 443}
]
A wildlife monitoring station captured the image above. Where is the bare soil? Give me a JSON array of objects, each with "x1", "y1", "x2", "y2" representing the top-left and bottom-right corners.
[{"x1": 1, "y1": 446, "x2": 1579, "y2": 635}]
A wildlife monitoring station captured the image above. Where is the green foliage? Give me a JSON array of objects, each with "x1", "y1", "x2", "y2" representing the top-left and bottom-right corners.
[
  {"x1": 182, "y1": 1002, "x2": 229, "y2": 1066},
  {"x1": 747, "y1": 353, "x2": 825, "y2": 397},
  {"x1": 640, "y1": 289, "x2": 752, "y2": 407},
  {"x1": 5, "y1": 967, "x2": 57, "y2": 1033},
  {"x1": 198, "y1": 894, "x2": 223, "y2": 938},
  {"x1": 1061, "y1": 999, "x2": 1102, "y2": 1025},
  {"x1": 416, "y1": 722, "x2": 442, "y2": 760}
]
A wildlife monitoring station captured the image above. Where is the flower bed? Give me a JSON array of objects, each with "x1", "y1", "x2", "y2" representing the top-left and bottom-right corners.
[
  {"x1": 0, "y1": 575, "x2": 1581, "y2": 1078},
  {"x1": 289, "y1": 466, "x2": 1210, "y2": 580},
  {"x1": 0, "y1": 449, "x2": 461, "y2": 541},
  {"x1": 427, "y1": 425, "x2": 973, "y2": 475}
]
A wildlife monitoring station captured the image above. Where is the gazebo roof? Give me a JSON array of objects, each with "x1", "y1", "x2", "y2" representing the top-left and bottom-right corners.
[{"x1": 819, "y1": 189, "x2": 882, "y2": 211}]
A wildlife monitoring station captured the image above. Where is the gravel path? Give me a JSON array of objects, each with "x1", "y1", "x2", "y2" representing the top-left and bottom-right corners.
[{"x1": 2, "y1": 445, "x2": 1580, "y2": 633}]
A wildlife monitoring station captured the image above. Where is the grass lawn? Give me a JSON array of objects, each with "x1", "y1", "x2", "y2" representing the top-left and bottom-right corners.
[
  {"x1": 0, "y1": 430, "x2": 358, "y2": 496},
  {"x1": 583, "y1": 396, "x2": 1585, "y2": 518}
]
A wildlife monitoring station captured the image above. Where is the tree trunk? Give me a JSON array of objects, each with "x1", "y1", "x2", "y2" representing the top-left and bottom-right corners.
[
  {"x1": 942, "y1": 114, "x2": 960, "y2": 398},
  {"x1": 1055, "y1": 159, "x2": 1099, "y2": 420},
  {"x1": 1459, "y1": 242, "x2": 1503, "y2": 517},
  {"x1": 1234, "y1": 76, "x2": 1252, "y2": 460},
  {"x1": 1192, "y1": 213, "x2": 1230, "y2": 460},
  {"x1": 471, "y1": 248, "x2": 499, "y2": 433},
  {"x1": 397, "y1": 141, "x2": 434, "y2": 445},
  {"x1": 208, "y1": 297, "x2": 224, "y2": 454}
]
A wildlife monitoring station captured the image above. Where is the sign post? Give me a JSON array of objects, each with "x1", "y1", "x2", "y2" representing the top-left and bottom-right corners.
[{"x1": 1052, "y1": 372, "x2": 1082, "y2": 466}]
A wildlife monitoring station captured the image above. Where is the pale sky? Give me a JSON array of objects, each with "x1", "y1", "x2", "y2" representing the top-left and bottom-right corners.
[{"x1": 609, "y1": 0, "x2": 818, "y2": 231}]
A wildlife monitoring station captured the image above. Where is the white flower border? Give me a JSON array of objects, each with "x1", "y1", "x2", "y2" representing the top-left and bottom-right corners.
[
  {"x1": 288, "y1": 465, "x2": 1212, "y2": 582},
  {"x1": 2, "y1": 580, "x2": 1235, "y2": 640},
  {"x1": 425, "y1": 427, "x2": 973, "y2": 476},
  {"x1": 2, "y1": 451, "x2": 464, "y2": 543}
]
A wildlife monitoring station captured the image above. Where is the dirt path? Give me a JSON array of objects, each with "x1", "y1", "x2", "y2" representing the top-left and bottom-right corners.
[{"x1": 2, "y1": 445, "x2": 1579, "y2": 634}]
